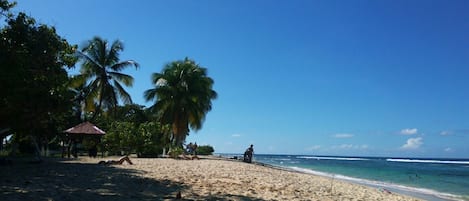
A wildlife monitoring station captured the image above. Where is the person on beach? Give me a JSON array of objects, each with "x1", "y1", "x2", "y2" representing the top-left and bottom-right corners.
[
  {"x1": 178, "y1": 143, "x2": 199, "y2": 160},
  {"x1": 98, "y1": 156, "x2": 133, "y2": 165},
  {"x1": 186, "y1": 142, "x2": 194, "y2": 154},
  {"x1": 244, "y1": 144, "x2": 254, "y2": 163}
]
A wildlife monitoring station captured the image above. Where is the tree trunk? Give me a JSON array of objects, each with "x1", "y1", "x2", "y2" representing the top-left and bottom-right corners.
[{"x1": 31, "y1": 135, "x2": 42, "y2": 160}]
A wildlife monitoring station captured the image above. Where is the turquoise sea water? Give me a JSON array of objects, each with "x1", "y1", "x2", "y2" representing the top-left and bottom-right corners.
[{"x1": 221, "y1": 154, "x2": 469, "y2": 201}]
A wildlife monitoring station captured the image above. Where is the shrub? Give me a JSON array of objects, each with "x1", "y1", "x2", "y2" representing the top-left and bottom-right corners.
[
  {"x1": 168, "y1": 147, "x2": 184, "y2": 158},
  {"x1": 197, "y1": 145, "x2": 214, "y2": 155}
]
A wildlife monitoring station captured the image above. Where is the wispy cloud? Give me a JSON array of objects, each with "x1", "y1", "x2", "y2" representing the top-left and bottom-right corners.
[
  {"x1": 333, "y1": 133, "x2": 354, "y2": 138},
  {"x1": 231, "y1": 134, "x2": 241, "y2": 137},
  {"x1": 332, "y1": 144, "x2": 368, "y2": 150},
  {"x1": 440, "y1": 130, "x2": 469, "y2": 136},
  {"x1": 440, "y1": 131, "x2": 452, "y2": 136},
  {"x1": 400, "y1": 128, "x2": 418, "y2": 135},
  {"x1": 400, "y1": 137, "x2": 423, "y2": 150},
  {"x1": 305, "y1": 145, "x2": 321, "y2": 151},
  {"x1": 444, "y1": 147, "x2": 453, "y2": 152}
]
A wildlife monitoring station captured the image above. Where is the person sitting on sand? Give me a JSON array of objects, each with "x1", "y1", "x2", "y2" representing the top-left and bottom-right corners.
[
  {"x1": 182, "y1": 142, "x2": 199, "y2": 160},
  {"x1": 98, "y1": 156, "x2": 133, "y2": 165}
]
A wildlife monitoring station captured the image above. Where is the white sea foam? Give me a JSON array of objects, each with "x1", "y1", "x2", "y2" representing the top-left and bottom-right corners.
[
  {"x1": 288, "y1": 166, "x2": 464, "y2": 201},
  {"x1": 274, "y1": 158, "x2": 292, "y2": 161},
  {"x1": 296, "y1": 156, "x2": 369, "y2": 161},
  {"x1": 387, "y1": 158, "x2": 469, "y2": 165}
]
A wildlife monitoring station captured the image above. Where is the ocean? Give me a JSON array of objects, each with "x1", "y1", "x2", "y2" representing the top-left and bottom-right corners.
[{"x1": 220, "y1": 154, "x2": 469, "y2": 201}]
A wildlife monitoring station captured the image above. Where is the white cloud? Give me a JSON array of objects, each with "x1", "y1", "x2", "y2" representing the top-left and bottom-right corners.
[
  {"x1": 306, "y1": 145, "x2": 321, "y2": 151},
  {"x1": 400, "y1": 137, "x2": 423, "y2": 150},
  {"x1": 333, "y1": 133, "x2": 354, "y2": 138},
  {"x1": 231, "y1": 134, "x2": 241, "y2": 137},
  {"x1": 332, "y1": 144, "x2": 368, "y2": 150},
  {"x1": 339, "y1": 144, "x2": 353, "y2": 149},
  {"x1": 444, "y1": 147, "x2": 453, "y2": 152},
  {"x1": 440, "y1": 131, "x2": 451, "y2": 136},
  {"x1": 400, "y1": 128, "x2": 418, "y2": 135}
]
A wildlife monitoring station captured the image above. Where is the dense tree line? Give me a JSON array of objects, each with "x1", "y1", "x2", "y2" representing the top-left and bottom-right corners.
[{"x1": 0, "y1": 0, "x2": 216, "y2": 157}]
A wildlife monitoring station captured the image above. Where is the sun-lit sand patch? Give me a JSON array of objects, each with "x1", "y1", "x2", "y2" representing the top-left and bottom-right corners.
[{"x1": 1, "y1": 157, "x2": 421, "y2": 201}]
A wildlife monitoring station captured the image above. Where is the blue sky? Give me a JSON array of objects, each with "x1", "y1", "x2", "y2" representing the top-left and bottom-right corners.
[{"x1": 14, "y1": 0, "x2": 469, "y2": 158}]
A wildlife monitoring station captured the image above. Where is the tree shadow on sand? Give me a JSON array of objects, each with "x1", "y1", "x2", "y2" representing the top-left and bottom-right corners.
[
  {"x1": 0, "y1": 158, "x2": 185, "y2": 201},
  {"x1": 1, "y1": 158, "x2": 268, "y2": 201},
  {"x1": 193, "y1": 194, "x2": 266, "y2": 201}
]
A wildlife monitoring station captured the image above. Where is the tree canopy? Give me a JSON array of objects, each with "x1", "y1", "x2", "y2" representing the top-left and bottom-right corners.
[
  {"x1": 0, "y1": 11, "x2": 77, "y2": 144},
  {"x1": 144, "y1": 58, "x2": 217, "y2": 146},
  {"x1": 73, "y1": 36, "x2": 139, "y2": 120},
  {"x1": 1, "y1": 0, "x2": 217, "y2": 157}
]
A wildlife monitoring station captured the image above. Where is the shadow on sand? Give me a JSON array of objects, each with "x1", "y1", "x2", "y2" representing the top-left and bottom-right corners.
[{"x1": 0, "y1": 158, "x2": 267, "y2": 201}]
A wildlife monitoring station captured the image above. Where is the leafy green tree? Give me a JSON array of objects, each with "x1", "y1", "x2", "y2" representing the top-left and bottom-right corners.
[
  {"x1": 144, "y1": 58, "x2": 217, "y2": 146},
  {"x1": 135, "y1": 122, "x2": 169, "y2": 157},
  {"x1": 102, "y1": 121, "x2": 137, "y2": 155},
  {"x1": 73, "y1": 36, "x2": 139, "y2": 120},
  {"x1": 0, "y1": 11, "x2": 77, "y2": 156},
  {"x1": 197, "y1": 145, "x2": 215, "y2": 155},
  {"x1": 101, "y1": 120, "x2": 170, "y2": 157}
]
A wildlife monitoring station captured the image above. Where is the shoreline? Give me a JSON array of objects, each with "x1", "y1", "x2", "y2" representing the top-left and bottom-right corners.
[
  {"x1": 285, "y1": 166, "x2": 462, "y2": 201},
  {"x1": 1, "y1": 156, "x2": 424, "y2": 200},
  {"x1": 226, "y1": 156, "x2": 465, "y2": 201}
]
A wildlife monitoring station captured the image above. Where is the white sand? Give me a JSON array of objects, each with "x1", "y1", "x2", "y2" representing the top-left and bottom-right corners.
[{"x1": 0, "y1": 156, "x2": 422, "y2": 201}]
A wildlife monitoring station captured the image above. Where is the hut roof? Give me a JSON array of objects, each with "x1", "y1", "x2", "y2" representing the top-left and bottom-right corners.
[{"x1": 64, "y1": 122, "x2": 105, "y2": 135}]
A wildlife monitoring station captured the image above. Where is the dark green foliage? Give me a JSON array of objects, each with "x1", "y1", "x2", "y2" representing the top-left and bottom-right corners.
[
  {"x1": 135, "y1": 122, "x2": 170, "y2": 157},
  {"x1": 81, "y1": 136, "x2": 99, "y2": 150},
  {"x1": 197, "y1": 145, "x2": 215, "y2": 155},
  {"x1": 113, "y1": 104, "x2": 149, "y2": 124},
  {"x1": 0, "y1": 7, "x2": 78, "y2": 155},
  {"x1": 0, "y1": 0, "x2": 15, "y2": 18},
  {"x1": 168, "y1": 146, "x2": 184, "y2": 158},
  {"x1": 100, "y1": 117, "x2": 170, "y2": 157},
  {"x1": 102, "y1": 121, "x2": 136, "y2": 155}
]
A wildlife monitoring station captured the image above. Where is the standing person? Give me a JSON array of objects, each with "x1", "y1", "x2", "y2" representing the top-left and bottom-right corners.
[
  {"x1": 193, "y1": 142, "x2": 198, "y2": 155},
  {"x1": 192, "y1": 142, "x2": 199, "y2": 159},
  {"x1": 244, "y1": 144, "x2": 254, "y2": 163}
]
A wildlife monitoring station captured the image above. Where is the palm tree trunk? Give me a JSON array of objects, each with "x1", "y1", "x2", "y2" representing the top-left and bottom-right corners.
[{"x1": 91, "y1": 85, "x2": 105, "y2": 120}]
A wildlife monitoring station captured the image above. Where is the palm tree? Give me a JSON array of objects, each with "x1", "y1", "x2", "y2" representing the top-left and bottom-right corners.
[
  {"x1": 75, "y1": 36, "x2": 139, "y2": 119},
  {"x1": 144, "y1": 58, "x2": 217, "y2": 146}
]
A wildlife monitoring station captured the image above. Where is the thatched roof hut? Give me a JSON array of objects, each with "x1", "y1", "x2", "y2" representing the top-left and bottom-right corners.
[
  {"x1": 63, "y1": 122, "x2": 105, "y2": 158},
  {"x1": 64, "y1": 122, "x2": 105, "y2": 135}
]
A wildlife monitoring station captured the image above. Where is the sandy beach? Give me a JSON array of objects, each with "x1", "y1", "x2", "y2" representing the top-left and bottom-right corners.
[{"x1": 0, "y1": 156, "x2": 421, "y2": 201}]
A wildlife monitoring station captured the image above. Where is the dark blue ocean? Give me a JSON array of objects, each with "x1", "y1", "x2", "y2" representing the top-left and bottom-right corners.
[{"x1": 221, "y1": 154, "x2": 469, "y2": 201}]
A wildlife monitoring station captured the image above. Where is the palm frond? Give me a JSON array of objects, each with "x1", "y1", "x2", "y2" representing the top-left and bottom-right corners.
[
  {"x1": 108, "y1": 40, "x2": 124, "y2": 66},
  {"x1": 110, "y1": 60, "x2": 139, "y2": 72},
  {"x1": 76, "y1": 36, "x2": 139, "y2": 116},
  {"x1": 144, "y1": 88, "x2": 157, "y2": 102},
  {"x1": 76, "y1": 50, "x2": 103, "y2": 73},
  {"x1": 113, "y1": 80, "x2": 132, "y2": 104},
  {"x1": 68, "y1": 74, "x2": 88, "y2": 88},
  {"x1": 108, "y1": 71, "x2": 134, "y2": 86}
]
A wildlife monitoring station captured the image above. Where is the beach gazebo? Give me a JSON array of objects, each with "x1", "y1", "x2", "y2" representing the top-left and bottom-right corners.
[{"x1": 63, "y1": 122, "x2": 105, "y2": 158}]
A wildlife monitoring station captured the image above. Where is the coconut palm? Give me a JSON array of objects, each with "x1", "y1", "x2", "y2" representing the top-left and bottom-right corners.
[
  {"x1": 75, "y1": 36, "x2": 139, "y2": 119},
  {"x1": 144, "y1": 58, "x2": 217, "y2": 146}
]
